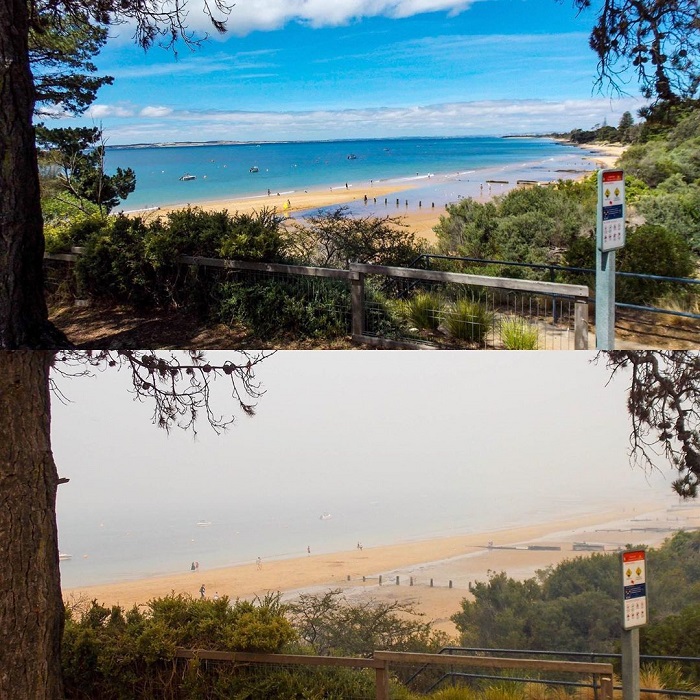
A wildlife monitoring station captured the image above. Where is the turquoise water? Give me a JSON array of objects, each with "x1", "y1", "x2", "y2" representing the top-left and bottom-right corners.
[{"x1": 106, "y1": 136, "x2": 593, "y2": 212}]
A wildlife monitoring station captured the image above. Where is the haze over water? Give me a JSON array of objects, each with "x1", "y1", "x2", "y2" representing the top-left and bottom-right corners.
[{"x1": 54, "y1": 353, "x2": 676, "y2": 590}]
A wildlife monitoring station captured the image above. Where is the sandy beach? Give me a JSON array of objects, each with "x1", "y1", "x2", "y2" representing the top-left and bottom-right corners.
[
  {"x1": 134, "y1": 141, "x2": 625, "y2": 247},
  {"x1": 64, "y1": 499, "x2": 699, "y2": 636}
]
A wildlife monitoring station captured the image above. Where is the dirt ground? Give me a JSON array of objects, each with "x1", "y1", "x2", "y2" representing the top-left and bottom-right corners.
[
  {"x1": 49, "y1": 303, "x2": 359, "y2": 350},
  {"x1": 49, "y1": 301, "x2": 700, "y2": 350}
]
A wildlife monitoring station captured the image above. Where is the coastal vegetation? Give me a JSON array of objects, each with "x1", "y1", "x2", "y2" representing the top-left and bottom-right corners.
[
  {"x1": 435, "y1": 100, "x2": 700, "y2": 312},
  {"x1": 58, "y1": 531, "x2": 700, "y2": 698},
  {"x1": 452, "y1": 530, "x2": 700, "y2": 655}
]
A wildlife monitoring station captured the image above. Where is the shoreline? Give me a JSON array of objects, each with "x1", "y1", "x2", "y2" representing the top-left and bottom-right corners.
[
  {"x1": 63, "y1": 497, "x2": 698, "y2": 634},
  {"x1": 124, "y1": 140, "x2": 625, "y2": 245}
]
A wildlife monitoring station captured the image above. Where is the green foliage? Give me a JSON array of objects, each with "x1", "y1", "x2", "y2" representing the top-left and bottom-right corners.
[
  {"x1": 635, "y1": 182, "x2": 700, "y2": 252},
  {"x1": 563, "y1": 224, "x2": 696, "y2": 305},
  {"x1": 36, "y1": 125, "x2": 135, "y2": 214},
  {"x1": 29, "y1": 7, "x2": 113, "y2": 116},
  {"x1": 434, "y1": 198, "x2": 500, "y2": 260},
  {"x1": 452, "y1": 531, "x2": 700, "y2": 655},
  {"x1": 499, "y1": 317, "x2": 539, "y2": 349},
  {"x1": 436, "y1": 183, "x2": 595, "y2": 274},
  {"x1": 289, "y1": 206, "x2": 425, "y2": 268},
  {"x1": 43, "y1": 204, "x2": 103, "y2": 254},
  {"x1": 147, "y1": 206, "x2": 285, "y2": 262},
  {"x1": 616, "y1": 224, "x2": 696, "y2": 304},
  {"x1": 398, "y1": 292, "x2": 445, "y2": 331},
  {"x1": 75, "y1": 216, "x2": 158, "y2": 306},
  {"x1": 444, "y1": 298, "x2": 493, "y2": 345},
  {"x1": 287, "y1": 589, "x2": 448, "y2": 658},
  {"x1": 62, "y1": 593, "x2": 296, "y2": 699},
  {"x1": 218, "y1": 277, "x2": 350, "y2": 340},
  {"x1": 642, "y1": 605, "x2": 700, "y2": 682}
]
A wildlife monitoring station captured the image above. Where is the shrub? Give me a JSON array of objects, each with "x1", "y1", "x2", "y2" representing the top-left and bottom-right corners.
[
  {"x1": 62, "y1": 594, "x2": 297, "y2": 699},
  {"x1": 42, "y1": 197, "x2": 104, "y2": 253},
  {"x1": 616, "y1": 224, "x2": 696, "y2": 305},
  {"x1": 499, "y1": 317, "x2": 539, "y2": 350},
  {"x1": 147, "y1": 206, "x2": 286, "y2": 263},
  {"x1": 444, "y1": 298, "x2": 493, "y2": 345},
  {"x1": 290, "y1": 206, "x2": 425, "y2": 268},
  {"x1": 218, "y1": 276, "x2": 350, "y2": 339},
  {"x1": 399, "y1": 291, "x2": 445, "y2": 331},
  {"x1": 74, "y1": 215, "x2": 158, "y2": 306}
]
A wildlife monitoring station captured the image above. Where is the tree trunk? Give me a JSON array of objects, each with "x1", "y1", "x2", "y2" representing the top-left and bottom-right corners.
[
  {"x1": 0, "y1": 351, "x2": 65, "y2": 699},
  {"x1": 0, "y1": 1, "x2": 69, "y2": 348}
]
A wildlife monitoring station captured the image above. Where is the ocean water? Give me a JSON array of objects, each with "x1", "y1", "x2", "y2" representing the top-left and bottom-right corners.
[
  {"x1": 57, "y1": 472, "x2": 672, "y2": 590},
  {"x1": 106, "y1": 136, "x2": 595, "y2": 212}
]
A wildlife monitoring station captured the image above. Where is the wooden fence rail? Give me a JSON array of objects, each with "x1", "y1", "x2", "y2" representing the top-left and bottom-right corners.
[
  {"x1": 174, "y1": 648, "x2": 614, "y2": 700},
  {"x1": 45, "y1": 250, "x2": 590, "y2": 349}
]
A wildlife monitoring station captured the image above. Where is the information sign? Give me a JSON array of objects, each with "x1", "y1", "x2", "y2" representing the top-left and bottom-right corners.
[
  {"x1": 597, "y1": 169, "x2": 626, "y2": 252},
  {"x1": 622, "y1": 549, "x2": 648, "y2": 629}
]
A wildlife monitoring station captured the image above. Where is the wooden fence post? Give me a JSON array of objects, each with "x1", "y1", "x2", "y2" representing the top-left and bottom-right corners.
[
  {"x1": 351, "y1": 272, "x2": 365, "y2": 337},
  {"x1": 375, "y1": 660, "x2": 390, "y2": 700},
  {"x1": 600, "y1": 674, "x2": 614, "y2": 700},
  {"x1": 574, "y1": 299, "x2": 589, "y2": 349}
]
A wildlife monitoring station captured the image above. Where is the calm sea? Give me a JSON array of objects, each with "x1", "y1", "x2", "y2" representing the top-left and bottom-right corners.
[
  {"x1": 106, "y1": 136, "x2": 594, "y2": 212},
  {"x1": 57, "y1": 475, "x2": 670, "y2": 590}
]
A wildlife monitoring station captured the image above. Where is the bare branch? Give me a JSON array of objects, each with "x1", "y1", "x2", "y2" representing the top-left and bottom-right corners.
[
  {"x1": 51, "y1": 350, "x2": 272, "y2": 434},
  {"x1": 601, "y1": 351, "x2": 700, "y2": 498}
]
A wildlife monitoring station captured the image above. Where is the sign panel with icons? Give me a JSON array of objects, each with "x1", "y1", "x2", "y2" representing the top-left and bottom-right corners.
[
  {"x1": 598, "y1": 169, "x2": 626, "y2": 252},
  {"x1": 622, "y1": 549, "x2": 648, "y2": 629}
]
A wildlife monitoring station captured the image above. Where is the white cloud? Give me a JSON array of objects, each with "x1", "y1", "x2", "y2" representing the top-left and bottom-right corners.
[
  {"x1": 84, "y1": 104, "x2": 135, "y2": 118},
  {"x1": 140, "y1": 106, "x2": 174, "y2": 117},
  {"x1": 86, "y1": 96, "x2": 646, "y2": 143},
  {"x1": 118, "y1": 0, "x2": 479, "y2": 38}
]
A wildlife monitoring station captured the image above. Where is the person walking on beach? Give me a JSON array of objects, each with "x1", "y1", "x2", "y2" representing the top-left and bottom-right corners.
[
  {"x1": 307, "y1": 545, "x2": 311, "y2": 555},
  {"x1": 213, "y1": 592, "x2": 219, "y2": 601},
  {"x1": 191, "y1": 561, "x2": 195, "y2": 571},
  {"x1": 199, "y1": 584, "x2": 206, "y2": 599},
  {"x1": 256, "y1": 557, "x2": 262, "y2": 570}
]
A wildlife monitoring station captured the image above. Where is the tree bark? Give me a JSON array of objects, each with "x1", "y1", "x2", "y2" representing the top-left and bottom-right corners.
[
  {"x1": 0, "y1": 351, "x2": 65, "y2": 699},
  {"x1": 0, "y1": 1, "x2": 69, "y2": 348}
]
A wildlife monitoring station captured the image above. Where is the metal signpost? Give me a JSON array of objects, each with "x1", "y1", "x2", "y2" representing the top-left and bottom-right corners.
[
  {"x1": 596, "y1": 169, "x2": 626, "y2": 349},
  {"x1": 621, "y1": 549, "x2": 647, "y2": 700}
]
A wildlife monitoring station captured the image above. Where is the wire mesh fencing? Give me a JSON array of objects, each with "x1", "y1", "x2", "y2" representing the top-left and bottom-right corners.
[
  {"x1": 43, "y1": 253, "x2": 590, "y2": 349},
  {"x1": 353, "y1": 264, "x2": 589, "y2": 350}
]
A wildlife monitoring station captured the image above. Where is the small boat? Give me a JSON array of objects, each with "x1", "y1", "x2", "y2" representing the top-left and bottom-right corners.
[
  {"x1": 347, "y1": 154, "x2": 357, "y2": 160},
  {"x1": 179, "y1": 173, "x2": 196, "y2": 181},
  {"x1": 249, "y1": 166, "x2": 259, "y2": 173},
  {"x1": 59, "y1": 553, "x2": 72, "y2": 561},
  {"x1": 196, "y1": 520, "x2": 212, "y2": 527},
  {"x1": 319, "y1": 513, "x2": 332, "y2": 520}
]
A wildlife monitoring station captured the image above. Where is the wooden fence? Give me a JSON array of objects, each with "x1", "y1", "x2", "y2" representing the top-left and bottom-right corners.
[
  {"x1": 174, "y1": 647, "x2": 614, "y2": 700},
  {"x1": 45, "y1": 251, "x2": 590, "y2": 349}
]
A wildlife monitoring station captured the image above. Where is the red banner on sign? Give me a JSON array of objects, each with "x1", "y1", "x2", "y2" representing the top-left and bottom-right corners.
[
  {"x1": 623, "y1": 550, "x2": 645, "y2": 563},
  {"x1": 602, "y1": 170, "x2": 624, "y2": 182}
]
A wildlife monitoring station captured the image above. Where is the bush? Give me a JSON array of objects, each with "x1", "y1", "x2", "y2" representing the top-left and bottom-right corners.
[
  {"x1": 147, "y1": 206, "x2": 286, "y2": 263},
  {"x1": 290, "y1": 206, "x2": 425, "y2": 268},
  {"x1": 499, "y1": 317, "x2": 539, "y2": 350},
  {"x1": 616, "y1": 224, "x2": 696, "y2": 305},
  {"x1": 399, "y1": 292, "x2": 445, "y2": 331},
  {"x1": 62, "y1": 594, "x2": 296, "y2": 699},
  {"x1": 444, "y1": 298, "x2": 493, "y2": 345},
  {"x1": 75, "y1": 215, "x2": 159, "y2": 306},
  {"x1": 218, "y1": 276, "x2": 350, "y2": 339},
  {"x1": 42, "y1": 196, "x2": 104, "y2": 254}
]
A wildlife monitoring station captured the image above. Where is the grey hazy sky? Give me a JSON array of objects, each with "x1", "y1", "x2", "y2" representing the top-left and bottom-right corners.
[{"x1": 51, "y1": 351, "x2": 674, "y2": 524}]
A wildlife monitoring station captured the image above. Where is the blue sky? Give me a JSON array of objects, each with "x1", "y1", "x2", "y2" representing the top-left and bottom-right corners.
[{"x1": 51, "y1": 0, "x2": 645, "y2": 144}]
